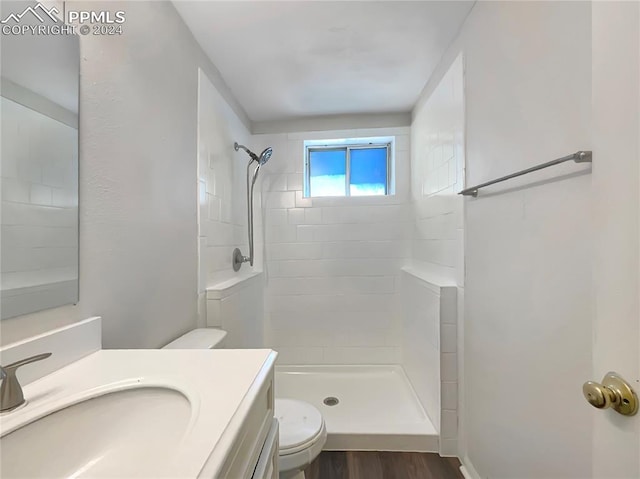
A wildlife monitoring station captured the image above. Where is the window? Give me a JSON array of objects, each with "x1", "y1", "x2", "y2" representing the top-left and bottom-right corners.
[{"x1": 304, "y1": 139, "x2": 391, "y2": 197}]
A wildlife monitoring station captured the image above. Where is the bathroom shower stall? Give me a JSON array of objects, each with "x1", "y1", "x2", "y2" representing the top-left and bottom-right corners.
[{"x1": 194, "y1": 48, "x2": 465, "y2": 453}]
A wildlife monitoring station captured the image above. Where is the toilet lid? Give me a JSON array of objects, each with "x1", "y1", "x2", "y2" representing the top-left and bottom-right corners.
[{"x1": 275, "y1": 398, "x2": 323, "y2": 452}]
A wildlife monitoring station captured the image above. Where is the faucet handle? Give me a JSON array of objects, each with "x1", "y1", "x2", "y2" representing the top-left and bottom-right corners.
[
  {"x1": 2, "y1": 353, "x2": 52, "y2": 374},
  {"x1": 1, "y1": 352, "x2": 52, "y2": 412}
]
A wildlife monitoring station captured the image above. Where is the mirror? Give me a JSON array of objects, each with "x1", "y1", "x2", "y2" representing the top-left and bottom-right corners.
[{"x1": 1, "y1": 1, "x2": 80, "y2": 319}]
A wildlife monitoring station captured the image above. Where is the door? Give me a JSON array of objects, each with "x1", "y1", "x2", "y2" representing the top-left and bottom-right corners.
[{"x1": 591, "y1": 2, "x2": 640, "y2": 477}]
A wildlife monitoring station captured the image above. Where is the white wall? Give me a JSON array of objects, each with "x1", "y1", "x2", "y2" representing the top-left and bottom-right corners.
[
  {"x1": 1, "y1": 1, "x2": 252, "y2": 348},
  {"x1": 419, "y1": 2, "x2": 593, "y2": 477},
  {"x1": 254, "y1": 127, "x2": 411, "y2": 364}
]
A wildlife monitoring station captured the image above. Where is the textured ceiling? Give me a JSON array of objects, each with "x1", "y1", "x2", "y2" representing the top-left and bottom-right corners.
[{"x1": 174, "y1": 1, "x2": 474, "y2": 122}]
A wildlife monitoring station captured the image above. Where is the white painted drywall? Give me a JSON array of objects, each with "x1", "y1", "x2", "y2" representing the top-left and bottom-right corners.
[
  {"x1": 415, "y1": 2, "x2": 593, "y2": 477},
  {"x1": 75, "y1": 1, "x2": 198, "y2": 348},
  {"x1": 254, "y1": 126, "x2": 411, "y2": 364},
  {"x1": 1, "y1": 1, "x2": 252, "y2": 348}
]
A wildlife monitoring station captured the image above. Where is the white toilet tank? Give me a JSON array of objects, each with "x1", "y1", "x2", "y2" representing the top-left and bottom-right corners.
[{"x1": 163, "y1": 328, "x2": 227, "y2": 349}]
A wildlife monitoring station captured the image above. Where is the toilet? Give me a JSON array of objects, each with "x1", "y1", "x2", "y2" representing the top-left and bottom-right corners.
[
  {"x1": 275, "y1": 398, "x2": 327, "y2": 479},
  {"x1": 163, "y1": 328, "x2": 327, "y2": 479}
]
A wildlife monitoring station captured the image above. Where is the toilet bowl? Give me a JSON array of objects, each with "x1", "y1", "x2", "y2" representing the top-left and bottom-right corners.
[
  {"x1": 163, "y1": 329, "x2": 326, "y2": 478},
  {"x1": 276, "y1": 398, "x2": 327, "y2": 479}
]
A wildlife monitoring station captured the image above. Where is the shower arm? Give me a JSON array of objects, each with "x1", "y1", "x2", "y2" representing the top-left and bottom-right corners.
[{"x1": 236, "y1": 143, "x2": 260, "y2": 163}]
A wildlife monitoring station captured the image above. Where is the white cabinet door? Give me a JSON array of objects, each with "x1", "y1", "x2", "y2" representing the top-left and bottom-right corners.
[{"x1": 253, "y1": 419, "x2": 279, "y2": 479}]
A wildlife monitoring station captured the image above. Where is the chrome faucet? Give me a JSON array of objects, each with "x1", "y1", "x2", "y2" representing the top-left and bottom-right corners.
[{"x1": 0, "y1": 353, "x2": 52, "y2": 412}]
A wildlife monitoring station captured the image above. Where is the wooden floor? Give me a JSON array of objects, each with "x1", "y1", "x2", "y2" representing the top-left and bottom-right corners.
[{"x1": 304, "y1": 451, "x2": 464, "y2": 479}]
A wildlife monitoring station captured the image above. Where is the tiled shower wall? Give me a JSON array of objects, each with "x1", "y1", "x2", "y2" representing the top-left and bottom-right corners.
[
  {"x1": 197, "y1": 69, "x2": 256, "y2": 325},
  {"x1": 254, "y1": 127, "x2": 411, "y2": 364},
  {"x1": 406, "y1": 54, "x2": 465, "y2": 455},
  {"x1": 411, "y1": 54, "x2": 465, "y2": 283}
]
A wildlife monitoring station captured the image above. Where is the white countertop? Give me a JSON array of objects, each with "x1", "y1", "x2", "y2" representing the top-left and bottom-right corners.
[{"x1": 0, "y1": 349, "x2": 277, "y2": 478}]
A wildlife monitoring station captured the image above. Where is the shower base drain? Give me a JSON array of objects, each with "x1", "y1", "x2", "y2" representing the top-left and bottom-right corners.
[{"x1": 323, "y1": 396, "x2": 339, "y2": 406}]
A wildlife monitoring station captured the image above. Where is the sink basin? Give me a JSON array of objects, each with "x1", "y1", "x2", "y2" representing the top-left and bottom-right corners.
[
  {"x1": 1, "y1": 387, "x2": 191, "y2": 478},
  {"x1": 0, "y1": 349, "x2": 277, "y2": 477}
]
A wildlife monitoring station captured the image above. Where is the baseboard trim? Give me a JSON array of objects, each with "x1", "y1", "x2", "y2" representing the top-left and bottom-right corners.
[{"x1": 460, "y1": 455, "x2": 481, "y2": 479}]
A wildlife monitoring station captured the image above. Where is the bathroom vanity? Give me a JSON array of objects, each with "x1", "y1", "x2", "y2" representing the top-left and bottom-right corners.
[{"x1": 0, "y1": 320, "x2": 279, "y2": 478}]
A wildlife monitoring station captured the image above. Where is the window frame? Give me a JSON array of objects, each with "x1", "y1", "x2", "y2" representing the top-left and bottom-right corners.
[{"x1": 304, "y1": 141, "x2": 391, "y2": 198}]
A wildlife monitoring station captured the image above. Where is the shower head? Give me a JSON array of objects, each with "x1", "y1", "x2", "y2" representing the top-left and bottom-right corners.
[
  {"x1": 259, "y1": 147, "x2": 273, "y2": 165},
  {"x1": 234, "y1": 142, "x2": 273, "y2": 165}
]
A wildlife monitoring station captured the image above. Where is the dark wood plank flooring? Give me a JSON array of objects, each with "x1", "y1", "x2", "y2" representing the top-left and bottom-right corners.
[{"x1": 304, "y1": 451, "x2": 464, "y2": 479}]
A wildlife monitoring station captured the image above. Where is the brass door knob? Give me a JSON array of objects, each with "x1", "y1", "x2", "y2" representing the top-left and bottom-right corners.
[{"x1": 583, "y1": 372, "x2": 638, "y2": 416}]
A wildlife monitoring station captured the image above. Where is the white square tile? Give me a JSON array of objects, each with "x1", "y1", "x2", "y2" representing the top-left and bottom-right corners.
[
  {"x1": 287, "y1": 208, "x2": 305, "y2": 224},
  {"x1": 441, "y1": 381, "x2": 458, "y2": 410},
  {"x1": 296, "y1": 225, "x2": 315, "y2": 242},
  {"x1": 205, "y1": 299, "x2": 222, "y2": 327},
  {"x1": 273, "y1": 174, "x2": 289, "y2": 191},
  {"x1": 274, "y1": 346, "x2": 323, "y2": 365},
  {"x1": 266, "y1": 208, "x2": 287, "y2": 226},
  {"x1": 287, "y1": 173, "x2": 303, "y2": 191},
  {"x1": 304, "y1": 208, "x2": 322, "y2": 224},
  {"x1": 441, "y1": 352, "x2": 458, "y2": 382},
  {"x1": 295, "y1": 191, "x2": 312, "y2": 208},
  {"x1": 440, "y1": 287, "x2": 458, "y2": 324},
  {"x1": 266, "y1": 191, "x2": 295, "y2": 209},
  {"x1": 441, "y1": 324, "x2": 457, "y2": 353},
  {"x1": 439, "y1": 438, "x2": 458, "y2": 457},
  {"x1": 286, "y1": 139, "x2": 305, "y2": 169},
  {"x1": 441, "y1": 409, "x2": 457, "y2": 439}
]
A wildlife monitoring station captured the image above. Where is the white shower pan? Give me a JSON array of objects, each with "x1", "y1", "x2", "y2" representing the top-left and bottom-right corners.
[{"x1": 275, "y1": 365, "x2": 438, "y2": 452}]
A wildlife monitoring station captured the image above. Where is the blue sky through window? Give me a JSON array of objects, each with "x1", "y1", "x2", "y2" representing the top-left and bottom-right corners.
[
  {"x1": 308, "y1": 146, "x2": 388, "y2": 197},
  {"x1": 350, "y1": 148, "x2": 387, "y2": 196},
  {"x1": 309, "y1": 149, "x2": 346, "y2": 196}
]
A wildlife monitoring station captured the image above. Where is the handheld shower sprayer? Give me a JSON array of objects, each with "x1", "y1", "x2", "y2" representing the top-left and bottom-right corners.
[
  {"x1": 232, "y1": 142, "x2": 273, "y2": 272},
  {"x1": 234, "y1": 142, "x2": 272, "y2": 166}
]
